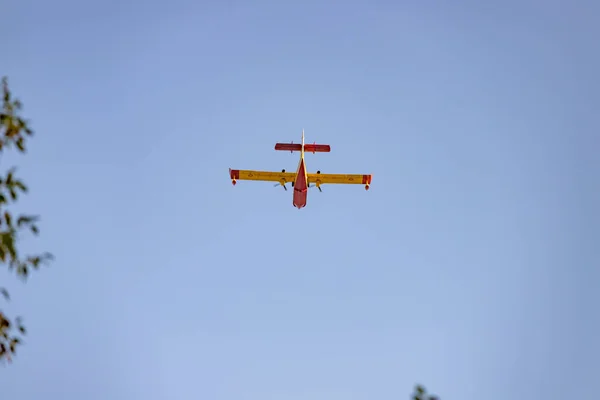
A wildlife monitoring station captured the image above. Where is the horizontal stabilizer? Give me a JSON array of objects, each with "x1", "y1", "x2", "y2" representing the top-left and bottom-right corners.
[
  {"x1": 304, "y1": 144, "x2": 331, "y2": 153},
  {"x1": 274, "y1": 143, "x2": 331, "y2": 153},
  {"x1": 275, "y1": 143, "x2": 303, "y2": 152}
]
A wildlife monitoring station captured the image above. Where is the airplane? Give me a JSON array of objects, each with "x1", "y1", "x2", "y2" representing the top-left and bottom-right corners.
[{"x1": 229, "y1": 130, "x2": 372, "y2": 209}]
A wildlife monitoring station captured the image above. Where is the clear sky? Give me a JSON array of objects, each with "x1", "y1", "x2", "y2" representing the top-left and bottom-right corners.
[{"x1": 2, "y1": 0, "x2": 599, "y2": 398}]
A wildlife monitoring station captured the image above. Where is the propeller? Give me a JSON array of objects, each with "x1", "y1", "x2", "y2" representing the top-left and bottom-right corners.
[
  {"x1": 275, "y1": 169, "x2": 288, "y2": 190},
  {"x1": 308, "y1": 183, "x2": 322, "y2": 192}
]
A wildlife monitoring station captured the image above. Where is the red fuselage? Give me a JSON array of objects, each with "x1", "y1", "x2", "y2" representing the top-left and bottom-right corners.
[{"x1": 293, "y1": 155, "x2": 308, "y2": 209}]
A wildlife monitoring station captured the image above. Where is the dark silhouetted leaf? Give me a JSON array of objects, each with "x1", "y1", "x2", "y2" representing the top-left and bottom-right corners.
[
  {"x1": 5, "y1": 170, "x2": 13, "y2": 185},
  {"x1": 15, "y1": 180, "x2": 28, "y2": 192},
  {"x1": 29, "y1": 256, "x2": 40, "y2": 268},
  {"x1": 17, "y1": 215, "x2": 38, "y2": 227}
]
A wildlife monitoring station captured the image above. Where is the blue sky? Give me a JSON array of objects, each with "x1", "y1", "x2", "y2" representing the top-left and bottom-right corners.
[{"x1": 2, "y1": 0, "x2": 599, "y2": 398}]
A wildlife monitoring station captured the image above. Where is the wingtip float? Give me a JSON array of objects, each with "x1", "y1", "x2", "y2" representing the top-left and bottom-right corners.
[{"x1": 229, "y1": 130, "x2": 372, "y2": 209}]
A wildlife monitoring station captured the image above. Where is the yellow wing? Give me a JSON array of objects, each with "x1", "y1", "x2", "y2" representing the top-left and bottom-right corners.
[
  {"x1": 229, "y1": 168, "x2": 296, "y2": 183},
  {"x1": 307, "y1": 172, "x2": 372, "y2": 186}
]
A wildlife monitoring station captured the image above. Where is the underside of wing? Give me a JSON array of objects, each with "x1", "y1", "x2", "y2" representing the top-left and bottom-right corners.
[
  {"x1": 307, "y1": 172, "x2": 372, "y2": 190},
  {"x1": 229, "y1": 168, "x2": 296, "y2": 183},
  {"x1": 307, "y1": 173, "x2": 372, "y2": 184}
]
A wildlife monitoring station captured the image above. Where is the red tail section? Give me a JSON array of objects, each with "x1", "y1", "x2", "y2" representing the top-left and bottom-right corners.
[
  {"x1": 304, "y1": 144, "x2": 331, "y2": 153},
  {"x1": 274, "y1": 143, "x2": 331, "y2": 153},
  {"x1": 275, "y1": 143, "x2": 303, "y2": 152}
]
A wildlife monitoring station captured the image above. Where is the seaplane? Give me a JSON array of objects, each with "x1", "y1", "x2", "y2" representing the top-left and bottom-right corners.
[{"x1": 229, "y1": 130, "x2": 372, "y2": 209}]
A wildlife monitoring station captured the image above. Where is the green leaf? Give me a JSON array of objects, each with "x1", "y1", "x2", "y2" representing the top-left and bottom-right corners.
[
  {"x1": 17, "y1": 264, "x2": 28, "y2": 278},
  {"x1": 0, "y1": 232, "x2": 17, "y2": 260},
  {"x1": 2, "y1": 80, "x2": 10, "y2": 102},
  {"x1": 15, "y1": 317, "x2": 26, "y2": 335},
  {"x1": 15, "y1": 139, "x2": 25, "y2": 152},
  {"x1": 17, "y1": 215, "x2": 38, "y2": 227},
  {"x1": 14, "y1": 180, "x2": 28, "y2": 193},
  {"x1": 9, "y1": 337, "x2": 20, "y2": 353},
  {"x1": 29, "y1": 256, "x2": 40, "y2": 268},
  {"x1": 5, "y1": 170, "x2": 13, "y2": 185}
]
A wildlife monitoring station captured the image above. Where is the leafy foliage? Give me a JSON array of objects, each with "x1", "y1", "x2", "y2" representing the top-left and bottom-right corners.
[
  {"x1": 412, "y1": 384, "x2": 439, "y2": 400},
  {"x1": 0, "y1": 76, "x2": 52, "y2": 363}
]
